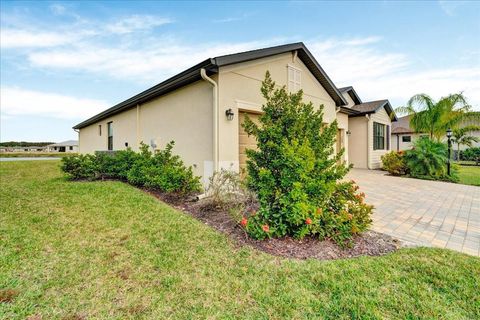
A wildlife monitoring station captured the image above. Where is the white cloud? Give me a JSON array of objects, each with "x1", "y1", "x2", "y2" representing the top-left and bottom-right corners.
[
  {"x1": 0, "y1": 28, "x2": 74, "y2": 48},
  {"x1": 27, "y1": 40, "x2": 281, "y2": 82},
  {"x1": 50, "y1": 3, "x2": 66, "y2": 15},
  {"x1": 105, "y1": 15, "x2": 173, "y2": 34},
  {"x1": 305, "y1": 38, "x2": 480, "y2": 109},
  {"x1": 0, "y1": 87, "x2": 109, "y2": 119}
]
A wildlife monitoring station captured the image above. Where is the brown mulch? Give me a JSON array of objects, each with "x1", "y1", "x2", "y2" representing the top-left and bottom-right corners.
[{"x1": 144, "y1": 189, "x2": 402, "y2": 261}]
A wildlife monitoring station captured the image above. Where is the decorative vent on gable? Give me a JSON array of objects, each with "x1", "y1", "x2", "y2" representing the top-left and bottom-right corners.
[{"x1": 287, "y1": 65, "x2": 301, "y2": 92}]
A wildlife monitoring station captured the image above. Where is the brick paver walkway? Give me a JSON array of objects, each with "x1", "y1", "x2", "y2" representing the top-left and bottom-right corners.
[{"x1": 347, "y1": 169, "x2": 480, "y2": 256}]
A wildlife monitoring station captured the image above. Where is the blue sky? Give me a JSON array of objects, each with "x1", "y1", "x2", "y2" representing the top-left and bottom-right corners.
[{"x1": 1, "y1": 1, "x2": 479, "y2": 142}]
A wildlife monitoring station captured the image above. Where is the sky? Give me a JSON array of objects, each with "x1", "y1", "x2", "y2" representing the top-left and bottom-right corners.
[{"x1": 1, "y1": 1, "x2": 479, "y2": 142}]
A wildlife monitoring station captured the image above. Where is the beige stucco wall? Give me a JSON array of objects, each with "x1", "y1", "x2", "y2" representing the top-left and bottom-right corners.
[
  {"x1": 78, "y1": 81, "x2": 213, "y2": 183},
  {"x1": 341, "y1": 92, "x2": 356, "y2": 108},
  {"x1": 336, "y1": 112, "x2": 349, "y2": 164},
  {"x1": 216, "y1": 52, "x2": 339, "y2": 172},
  {"x1": 369, "y1": 107, "x2": 392, "y2": 169},
  {"x1": 348, "y1": 116, "x2": 368, "y2": 169}
]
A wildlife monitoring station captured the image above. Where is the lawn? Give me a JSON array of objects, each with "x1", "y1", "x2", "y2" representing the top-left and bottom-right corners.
[
  {"x1": 1, "y1": 161, "x2": 479, "y2": 319},
  {"x1": 457, "y1": 165, "x2": 480, "y2": 186},
  {"x1": 0, "y1": 152, "x2": 76, "y2": 158}
]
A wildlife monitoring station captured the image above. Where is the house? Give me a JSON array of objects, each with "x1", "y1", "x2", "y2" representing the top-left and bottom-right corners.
[
  {"x1": 338, "y1": 87, "x2": 397, "y2": 169},
  {"x1": 74, "y1": 42, "x2": 396, "y2": 184},
  {"x1": 0, "y1": 146, "x2": 47, "y2": 153},
  {"x1": 392, "y1": 114, "x2": 480, "y2": 151},
  {"x1": 46, "y1": 140, "x2": 78, "y2": 153}
]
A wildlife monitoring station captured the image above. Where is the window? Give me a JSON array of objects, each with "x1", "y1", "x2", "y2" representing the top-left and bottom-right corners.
[
  {"x1": 386, "y1": 125, "x2": 390, "y2": 150},
  {"x1": 107, "y1": 122, "x2": 113, "y2": 151},
  {"x1": 69, "y1": 146, "x2": 73, "y2": 151},
  {"x1": 373, "y1": 122, "x2": 385, "y2": 150},
  {"x1": 402, "y1": 135, "x2": 411, "y2": 142},
  {"x1": 99, "y1": 125, "x2": 102, "y2": 136},
  {"x1": 287, "y1": 65, "x2": 301, "y2": 92}
]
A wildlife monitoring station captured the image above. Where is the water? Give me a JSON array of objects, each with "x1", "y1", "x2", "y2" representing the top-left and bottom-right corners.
[{"x1": 0, "y1": 157, "x2": 61, "y2": 162}]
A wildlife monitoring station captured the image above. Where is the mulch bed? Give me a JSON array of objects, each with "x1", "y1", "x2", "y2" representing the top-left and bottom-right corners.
[{"x1": 145, "y1": 190, "x2": 402, "y2": 261}]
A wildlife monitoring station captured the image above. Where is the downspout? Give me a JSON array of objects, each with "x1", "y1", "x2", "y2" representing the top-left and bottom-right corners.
[
  {"x1": 74, "y1": 128, "x2": 80, "y2": 153},
  {"x1": 136, "y1": 104, "x2": 140, "y2": 149},
  {"x1": 200, "y1": 68, "x2": 219, "y2": 172},
  {"x1": 365, "y1": 114, "x2": 371, "y2": 169}
]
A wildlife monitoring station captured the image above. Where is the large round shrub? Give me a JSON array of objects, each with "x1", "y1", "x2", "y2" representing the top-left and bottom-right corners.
[{"x1": 242, "y1": 72, "x2": 372, "y2": 246}]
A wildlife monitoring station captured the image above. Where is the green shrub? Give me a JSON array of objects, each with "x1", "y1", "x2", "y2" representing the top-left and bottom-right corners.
[
  {"x1": 460, "y1": 147, "x2": 480, "y2": 161},
  {"x1": 126, "y1": 142, "x2": 202, "y2": 194},
  {"x1": 61, "y1": 154, "x2": 98, "y2": 180},
  {"x1": 61, "y1": 142, "x2": 202, "y2": 195},
  {"x1": 96, "y1": 149, "x2": 138, "y2": 180},
  {"x1": 404, "y1": 137, "x2": 458, "y2": 182},
  {"x1": 381, "y1": 151, "x2": 408, "y2": 176},
  {"x1": 242, "y1": 72, "x2": 372, "y2": 246}
]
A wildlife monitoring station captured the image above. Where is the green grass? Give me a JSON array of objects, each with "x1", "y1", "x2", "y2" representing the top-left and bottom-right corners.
[
  {"x1": 1, "y1": 161, "x2": 479, "y2": 319},
  {"x1": 0, "y1": 152, "x2": 77, "y2": 158},
  {"x1": 457, "y1": 165, "x2": 480, "y2": 186}
]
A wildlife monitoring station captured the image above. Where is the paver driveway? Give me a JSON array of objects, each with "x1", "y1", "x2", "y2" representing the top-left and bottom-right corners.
[{"x1": 347, "y1": 169, "x2": 480, "y2": 256}]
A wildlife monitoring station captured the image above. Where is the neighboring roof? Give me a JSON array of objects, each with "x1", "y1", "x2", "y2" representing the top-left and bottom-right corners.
[
  {"x1": 74, "y1": 42, "x2": 348, "y2": 129},
  {"x1": 338, "y1": 86, "x2": 362, "y2": 105},
  {"x1": 349, "y1": 100, "x2": 398, "y2": 121},
  {"x1": 48, "y1": 140, "x2": 78, "y2": 147},
  {"x1": 391, "y1": 115, "x2": 414, "y2": 134}
]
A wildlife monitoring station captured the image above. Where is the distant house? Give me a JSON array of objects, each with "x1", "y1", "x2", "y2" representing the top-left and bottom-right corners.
[
  {"x1": 73, "y1": 42, "x2": 397, "y2": 182},
  {"x1": 46, "y1": 140, "x2": 78, "y2": 153},
  {"x1": 392, "y1": 115, "x2": 480, "y2": 151},
  {"x1": 0, "y1": 146, "x2": 47, "y2": 153}
]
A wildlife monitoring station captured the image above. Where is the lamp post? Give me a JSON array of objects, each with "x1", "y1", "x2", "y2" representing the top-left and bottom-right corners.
[{"x1": 446, "y1": 128, "x2": 452, "y2": 176}]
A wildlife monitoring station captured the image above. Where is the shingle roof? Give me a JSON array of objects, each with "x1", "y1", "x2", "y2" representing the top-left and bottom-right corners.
[
  {"x1": 74, "y1": 42, "x2": 348, "y2": 129},
  {"x1": 48, "y1": 140, "x2": 78, "y2": 147},
  {"x1": 349, "y1": 100, "x2": 397, "y2": 121},
  {"x1": 391, "y1": 115, "x2": 414, "y2": 134}
]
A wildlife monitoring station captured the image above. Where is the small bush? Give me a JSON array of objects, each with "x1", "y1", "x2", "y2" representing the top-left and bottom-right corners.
[
  {"x1": 381, "y1": 151, "x2": 408, "y2": 176},
  {"x1": 61, "y1": 154, "x2": 97, "y2": 180},
  {"x1": 201, "y1": 168, "x2": 256, "y2": 211},
  {"x1": 460, "y1": 147, "x2": 480, "y2": 161},
  {"x1": 61, "y1": 142, "x2": 202, "y2": 195}
]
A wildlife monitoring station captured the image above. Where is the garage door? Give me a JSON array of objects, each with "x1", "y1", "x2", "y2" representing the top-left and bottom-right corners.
[{"x1": 239, "y1": 111, "x2": 261, "y2": 172}]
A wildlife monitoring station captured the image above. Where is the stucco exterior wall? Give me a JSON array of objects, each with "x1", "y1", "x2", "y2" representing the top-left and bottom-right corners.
[
  {"x1": 78, "y1": 81, "x2": 213, "y2": 182},
  {"x1": 369, "y1": 107, "x2": 392, "y2": 169},
  {"x1": 341, "y1": 92, "x2": 356, "y2": 108},
  {"x1": 336, "y1": 112, "x2": 349, "y2": 164},
  {"x1": 217, "y1": 52, "x2": 338, "y2": 172},
  {"x1": 348, "y1": 116, "x2": 368, "y2": 169}
]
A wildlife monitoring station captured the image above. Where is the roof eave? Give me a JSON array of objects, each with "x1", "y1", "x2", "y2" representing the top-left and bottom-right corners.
[{"x1": 73, "y1": 59, "x2": 216, "y2": 129}]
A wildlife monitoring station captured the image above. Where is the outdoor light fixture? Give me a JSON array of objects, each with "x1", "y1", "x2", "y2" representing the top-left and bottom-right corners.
[
  {"x1": 346, "y1": 130, "x2": 351, "y2": 136},
  {"x1": 225, "y1": 108, "x2": 234, "y2": 121},
  {"x1": 446, "y1": 128, "x2": 452, "y2": 176}
]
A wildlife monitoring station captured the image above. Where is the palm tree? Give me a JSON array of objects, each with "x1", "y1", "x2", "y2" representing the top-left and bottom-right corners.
[
  {"x1": 395, "y1": 93, "x2": 479, "y2": 140},
  {"x1": 451, "y1": 126, "x2": 480, "y2": 160}
]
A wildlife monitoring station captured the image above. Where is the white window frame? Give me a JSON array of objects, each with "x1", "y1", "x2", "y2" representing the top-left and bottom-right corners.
[{"x1": 287, "y1": 64, "x2": 301, "y2": 92}]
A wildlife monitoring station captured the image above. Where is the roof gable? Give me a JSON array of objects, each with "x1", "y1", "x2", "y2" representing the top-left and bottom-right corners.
[
  {"x1": 74, "y1": 42, "x2": 347, "y2": 129},
  {"x1": 349, "y1": 100, "x2": 397, "y2": 121},
  {"x1": 338, "y1": 86, "x2": 362, "y2": 105}
]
